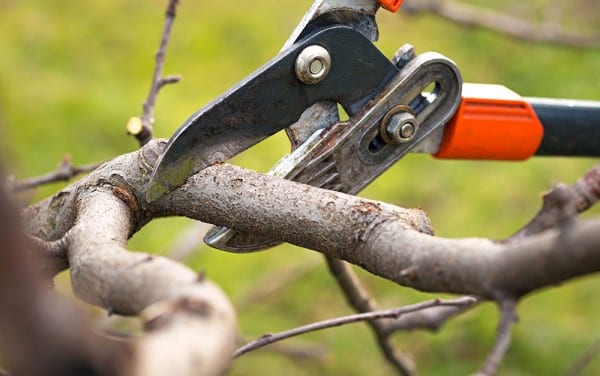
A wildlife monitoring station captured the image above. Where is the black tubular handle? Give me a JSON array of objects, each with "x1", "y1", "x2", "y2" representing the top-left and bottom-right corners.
[{"x1": 530, "y1": 97, "x2": 600, "y2": 157}]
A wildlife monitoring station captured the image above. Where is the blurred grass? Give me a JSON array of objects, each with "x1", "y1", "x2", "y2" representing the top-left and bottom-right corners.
[{"x1": 1, "y1": 0, "x2": 599, "y2": 374}]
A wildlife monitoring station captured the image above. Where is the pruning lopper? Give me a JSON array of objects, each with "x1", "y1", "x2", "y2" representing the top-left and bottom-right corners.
[{"x1": 147, "y1": 0, "x2": 600, "y2": 252}]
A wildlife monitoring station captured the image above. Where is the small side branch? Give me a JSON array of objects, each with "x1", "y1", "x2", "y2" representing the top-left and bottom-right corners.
[
  {"x1": 28, "y1": 233, "x2": 69, "y2": 258},
  {"x1": 565, "y1": 336, "x2": 600, "y2": 376},
  {"x1": 9, "y1": 155, "x2": 102, "y2": 192},
  {"x1": 403, "y1": 0, "x2": 600, "y2": 48},
  {"x1": 325, "y1": 256, "x2": 415, "y2": 375},
  {"x1": 128, "y1": 0, "x2": 181, "y2": 146},
  {"x1": 509, "y1": 165, "x2": 600, "y2": 241},
  {"x1": 479, "y1": 299, "x2": 517, "y2": 376},
  {"x1": 233, "y1": 297, "x2": 476, "y2": 359}
]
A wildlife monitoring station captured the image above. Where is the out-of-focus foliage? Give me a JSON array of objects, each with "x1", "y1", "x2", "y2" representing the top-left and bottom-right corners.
[{"x1": 1, "y1": 1, "x2": 599, "y2": 375}]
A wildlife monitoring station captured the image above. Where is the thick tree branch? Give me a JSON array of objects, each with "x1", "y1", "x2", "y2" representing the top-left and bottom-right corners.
[
  {"x1": 68, "y1": 189, "x2": 236, "y2": 375},
  {"x1": 20, "y1": 141, "x2": 600, "y2": 373},
  {"x1": 0, "y1": 176, "x2": 129, "y2": 376},
  {"x1": 24, "y1": 141, "x2": 600, "y2": 300},
  {"x1": 157, "y1": 155, "x2": 600, "y2": 299}
]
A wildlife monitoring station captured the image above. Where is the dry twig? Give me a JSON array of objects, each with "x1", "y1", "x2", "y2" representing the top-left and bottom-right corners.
[
  {"x1": 233, "y1": 297, "x2": 477, "y2": 358},
  {"x1": 325, "y1": 256, "x2": 415, "y2": 375},
  {"x1": 565, "y1": 336, "x2": 600, "y2": 376},
  {"x1": 509, "y1": 165, "x2": 600, "y2": 241},
  {"x1": 8, "y1": 155, "x2": 102, "y2": 192},
  {"x1": 403, "y1": 0, "x2": 600, "y2": 48},
  {"x1": 478, "y1": 300, "x2": 517, "y2": 376},
  {"x1": 128, "y1": 0, "x2": 182, "y2": 146}
]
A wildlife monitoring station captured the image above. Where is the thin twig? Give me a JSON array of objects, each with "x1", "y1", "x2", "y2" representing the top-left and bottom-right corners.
[
  {"x1": 478, "y1": 299, "x2": 517, "y2": 376},
  {"x1": 261, "y1": 342, "x2": 328, "y2": 362},
  {"x1": 403, "y1": 0, "x2": 600, "y2": 48},
  {"x1": 129, "y1": 0, "x2": 181, "y2": 146},
  {"x1": 564, "y1": 336, "x2": 600, "y2": 376},
  {"x1": 385, "y1": 302, "x2": 478, "y2": 332},
  {"x1": 8, "y1": 155, "x2": 102, "y2": 192},
  {"x1": 233, "y1": 296, "x2": 477, "y2": 359},
  {"x1": 325, "y1": 256, "x2": 415, "y2": 375}
]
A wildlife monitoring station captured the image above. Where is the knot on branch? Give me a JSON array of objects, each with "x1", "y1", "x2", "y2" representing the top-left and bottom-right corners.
[{"x1": 143, "y1": 298, "x2": 213, "y2": 332}]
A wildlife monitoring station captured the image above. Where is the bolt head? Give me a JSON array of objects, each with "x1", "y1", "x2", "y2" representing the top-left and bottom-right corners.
[{"x1": 295, "y1": 45, "x2": 331, "y2": 85}]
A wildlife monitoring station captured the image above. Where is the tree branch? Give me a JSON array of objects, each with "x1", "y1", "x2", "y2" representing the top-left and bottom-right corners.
[
  {"x1": 20, "y1": 141, "x2": 600, "y2": 373},
  {"x1": 325, "y1": 256, "x2": 415, "y2": 375},
  {"x1": 8, "y1": 155, "x2": 102, "y2": 192},
  {"x1": 509, "y1": 165, "x2": 600, "y2": 241},
  {"x1": 233, "y1": 297, "x2": 476, "y2": 358},
  {"x1": 68, "y1": 188, "x2": 236, "y2": 375},
  {"x1": 128, "y1": 0, "x2": 181, "y2": 146},
  {"x1": 24, "y1": 142, "x2": 600, "y2": 300},
  {"x1": 478, "y1": 300, "x2": 517, "y2": 376},
  {"x1": 403, "y1": 0, "x2": 600, "y2": 48},
  {"x1": 565, "y1": 336, "x2": 600, "y2": 376}
]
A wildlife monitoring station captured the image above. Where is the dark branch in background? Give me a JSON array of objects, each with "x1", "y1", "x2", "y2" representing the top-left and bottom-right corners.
[
  {"x1": 565, "y1": 336, "x2": 600, "y2": 376},
  {"x1": 0, "y1": 172, "x2": 128, "y2": 376},
  {"x1": 402, "y1": 0, "x2": 600, "y2": 48},
  {"x1": 479, "y1": 300, "x2": 517, "y2": 376},
  {"x1": 8, "y1": 155, "x2": 102, "y2": 192},
  {"x1": 127, "y1": 0, "x2": 181, "y2": 146},
  {"x1": 233, "y1": 297, "x2": 477, "y2": 358},
  {"x1": 509, "y1": 165, "x2": 600, "y2": 241},
  {"x1": 325, "y1": 257, "x2": 415, "y2": 376}
]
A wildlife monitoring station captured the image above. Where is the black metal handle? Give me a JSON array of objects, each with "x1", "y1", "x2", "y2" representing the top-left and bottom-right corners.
[{"x1": 530, "y1": 98, "x2": 600, "y2": 157}]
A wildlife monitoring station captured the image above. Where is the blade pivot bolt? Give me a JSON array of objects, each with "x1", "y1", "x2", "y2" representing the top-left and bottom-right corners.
[{"x1": 295, "y1": 45, "x2": 331, "y2": 85}]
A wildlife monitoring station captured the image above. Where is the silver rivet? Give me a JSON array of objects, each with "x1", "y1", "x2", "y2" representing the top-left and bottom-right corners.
[{"x1": 295, "y1": 45, "x2": 331, "y2": 85}]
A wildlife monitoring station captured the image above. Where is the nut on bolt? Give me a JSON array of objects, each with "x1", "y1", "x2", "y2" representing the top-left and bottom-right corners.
[
  {"x1": 380, "y1": 105, "x2": 418, "y2": 144},
  {"x1": 295, "y1": 45, "x2": 331, "y2": 85}
]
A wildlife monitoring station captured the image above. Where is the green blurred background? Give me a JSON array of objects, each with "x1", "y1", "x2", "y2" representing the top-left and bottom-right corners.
[{"x1": 1, "y1": 0, "x2": 599, "y2": 374}]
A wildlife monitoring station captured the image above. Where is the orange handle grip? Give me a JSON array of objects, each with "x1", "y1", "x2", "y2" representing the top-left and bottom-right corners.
[
  {"x1": 433, "y1": 84, "x2": 544, "y2": 160},
  {"x1": 378, "y1": 0, "x2": 404, "y2": 12}
]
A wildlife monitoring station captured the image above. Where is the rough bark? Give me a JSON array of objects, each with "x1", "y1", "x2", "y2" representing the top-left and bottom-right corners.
[{"x1": 25, "y1": 140, "x2": 600, "y2": 301}]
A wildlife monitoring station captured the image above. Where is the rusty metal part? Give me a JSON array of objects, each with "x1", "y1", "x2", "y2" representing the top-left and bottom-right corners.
[
  {"x1": 379, "y1": 105, "x2": 417, "y2": 144},
  {"x1": 147, "y1": 25, "x2": 400, "y2": 201},
  {"x1": 205, "y1": 51, "x2": 462, "y2": 252}
]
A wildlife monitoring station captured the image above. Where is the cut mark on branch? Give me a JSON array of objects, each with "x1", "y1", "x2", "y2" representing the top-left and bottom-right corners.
[
  {"x1": 129, "y1": 0, "x2": 182, "y2": 146},
  {"x1": 233, "y1": 296, "x2": 477, "y2": 359}
]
